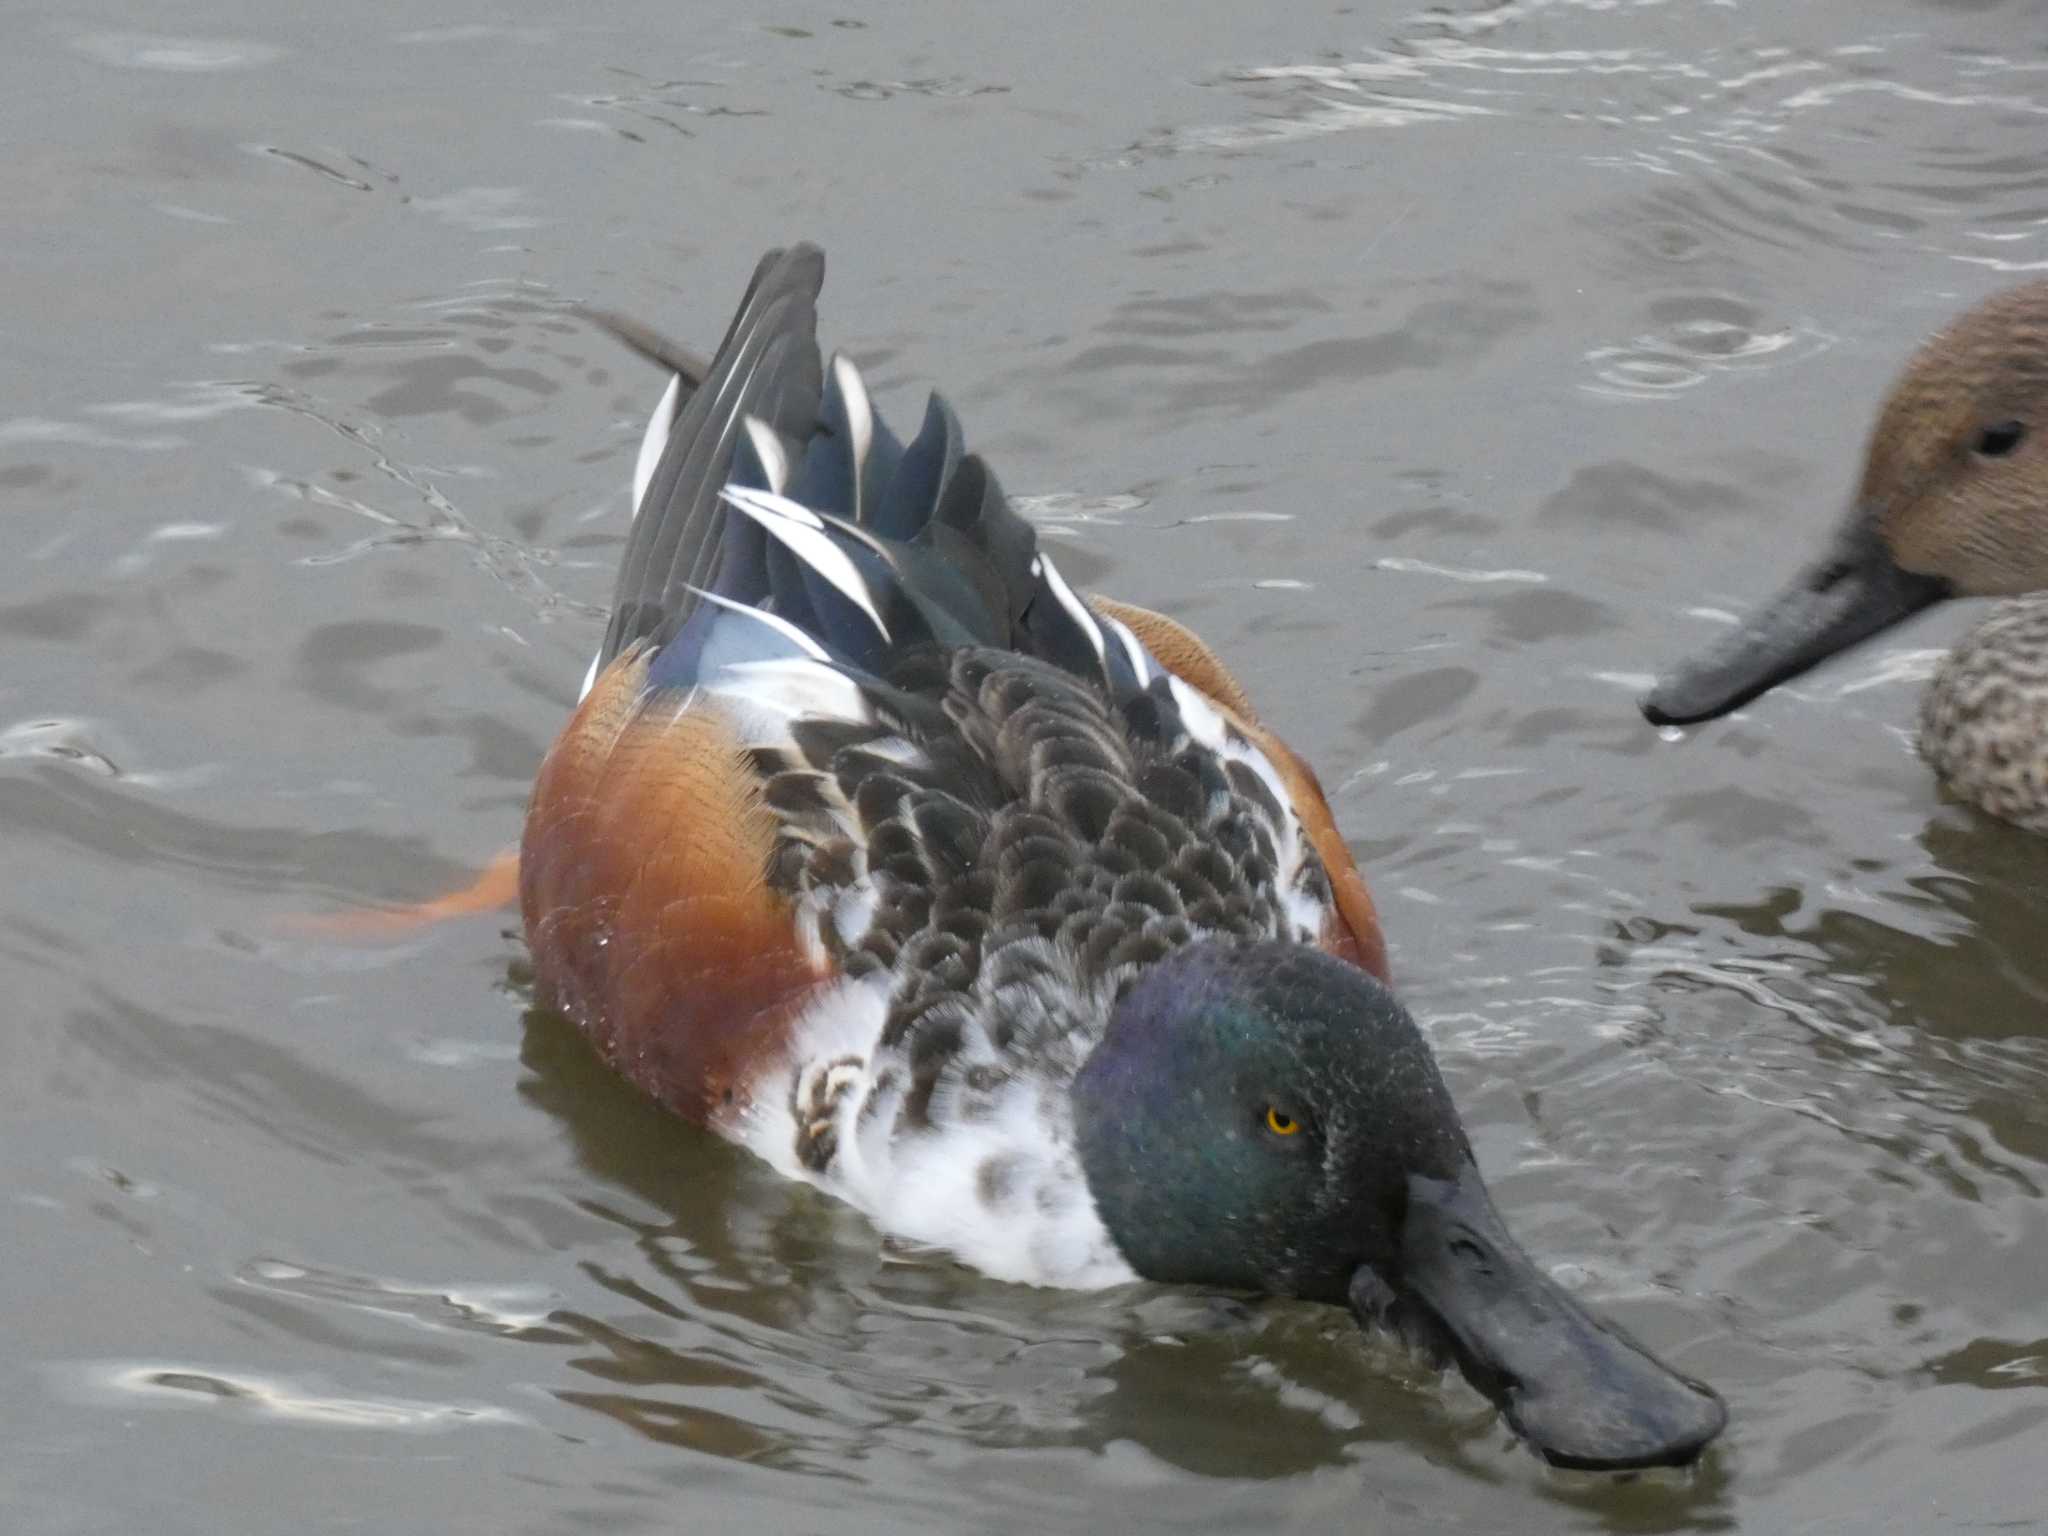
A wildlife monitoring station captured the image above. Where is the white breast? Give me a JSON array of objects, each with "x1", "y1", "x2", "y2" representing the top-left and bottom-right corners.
[{"x1": 717, "y1": 972, "x2": 1138, "y2": 1290}]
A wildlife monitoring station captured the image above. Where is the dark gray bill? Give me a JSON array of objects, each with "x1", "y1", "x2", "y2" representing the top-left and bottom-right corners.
[
  {"x1": 1640, "y1": 512, "x2": 1950, "y2": 726},
  {"x1": 1356, "y1": 1168, "x2": 1726, "y2": 1472}
]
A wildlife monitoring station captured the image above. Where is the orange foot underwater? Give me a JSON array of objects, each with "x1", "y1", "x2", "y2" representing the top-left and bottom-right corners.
[{"x1": 286, "y1": 848, "x2": 520, "y2": 938}]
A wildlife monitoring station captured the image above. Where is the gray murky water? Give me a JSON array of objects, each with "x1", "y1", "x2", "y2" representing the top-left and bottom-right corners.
[{"x1": 7, "y1": 2, "x2": 2048, "y2": 1531}]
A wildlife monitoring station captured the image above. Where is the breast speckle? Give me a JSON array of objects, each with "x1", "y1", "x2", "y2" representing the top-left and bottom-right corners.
[
  {"x1": 1921, "y1": 595, "x2": 2048, "y2": 831},
  {"x1": 977, "y1": 1154, "x2": 1021, "y2": 1208}
]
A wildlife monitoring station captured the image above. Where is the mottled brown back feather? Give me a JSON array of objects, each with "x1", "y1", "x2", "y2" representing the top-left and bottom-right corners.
[{"x1": 1090, "y1": 595, "x2": 1389, "y2": 982}]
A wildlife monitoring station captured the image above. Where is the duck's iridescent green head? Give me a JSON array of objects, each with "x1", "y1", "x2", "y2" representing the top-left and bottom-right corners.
[{"x1": 1072, "y1": 941, "x2": 1726, "y2": 1472}]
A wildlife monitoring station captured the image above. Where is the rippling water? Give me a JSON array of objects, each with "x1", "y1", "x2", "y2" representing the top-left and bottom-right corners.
[{"x1": 6, "y1": 2, "x2": 2047, "y2": 1531}]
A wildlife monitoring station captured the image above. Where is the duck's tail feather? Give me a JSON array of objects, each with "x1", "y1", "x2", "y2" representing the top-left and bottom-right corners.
[
  {"x1": 576, "y1": 306, "x2": 713, "y2": 392},
  {"x1": 594, "y1": 243, "x2": 828, "y2": 684},
  {"x1": 592, "y1": 243, "x2": 1155, "y2": 707}
]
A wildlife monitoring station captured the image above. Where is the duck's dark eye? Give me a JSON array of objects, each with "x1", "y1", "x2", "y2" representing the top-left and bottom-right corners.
[
  {"x1": 1976, "y1": 420, "x2": 2026, "y2": 457},
  {"x1": 1264, "y1": 1107, "x2": 1302, "y2": 1137}
]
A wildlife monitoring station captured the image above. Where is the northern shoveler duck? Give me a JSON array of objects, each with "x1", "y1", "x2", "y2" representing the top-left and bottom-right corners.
[
  {"x1": 508, "y1": 245, "x2": 1726, "y2": 1470},
  {"x1": 1644, "y1": 282, "x2": 2048, "y2": 832}
]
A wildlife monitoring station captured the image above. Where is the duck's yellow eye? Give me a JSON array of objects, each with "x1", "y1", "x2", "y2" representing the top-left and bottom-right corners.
[{"x1": 1265, "y1": 1107, "x2": 1300, "y2": 1136}]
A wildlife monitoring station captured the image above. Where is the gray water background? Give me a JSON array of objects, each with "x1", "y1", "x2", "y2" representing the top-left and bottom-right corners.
[{"x1": 6, "y1": 2, "x2": 2048, "y2": 1531}]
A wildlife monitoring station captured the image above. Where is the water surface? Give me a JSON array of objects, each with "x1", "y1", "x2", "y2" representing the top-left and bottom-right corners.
[{"x1": 6, "y1": 2, "x2": 2047, "y2": 1531}]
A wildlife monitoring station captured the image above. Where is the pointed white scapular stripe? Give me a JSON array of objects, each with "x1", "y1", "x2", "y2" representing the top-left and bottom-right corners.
[
  {"x1": 800, "y1": 499, "x2": 892, "y2": 560},
  {"x1": 631, "y1": 373, "x2": 681, "y2": 519},
  {"x1": 743, "y1": 415, "x2": 792, "y2": 495},
  {"x1": 831, "y1": 353, "x2": 874, "y2": 523},
  {"x1": 719, "y1": 485, "x2": 891, "y2": 642},
  {"x1": 1037, "y1": 555, "x2": 1108, "y2": 667},
  {"x1": 1100, "y1": 615, "x2": 1158, "y2": 687},
  {"x1": 685, "y1": 585, "x2": 833, "y2": 661}
]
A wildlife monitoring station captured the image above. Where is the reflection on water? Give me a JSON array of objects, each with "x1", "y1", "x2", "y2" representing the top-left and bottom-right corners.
[
  {"x1": 8, "y1": 0, "x2": 2048, "y2": 1530},
  {"x1": 1180, "y1": 12, "x2": 2048, "y2": 272},
  {"x1": 64, "y1": 1360, "x2": 530, "y2": 1431}
]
